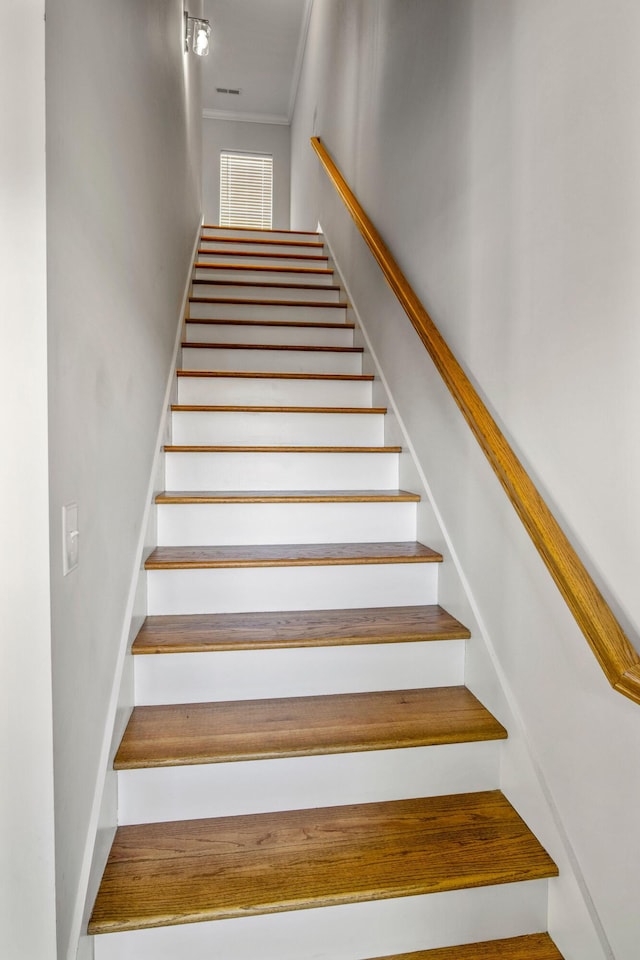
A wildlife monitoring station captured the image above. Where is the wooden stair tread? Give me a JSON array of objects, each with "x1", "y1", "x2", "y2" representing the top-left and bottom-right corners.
[
  {"x1": 164, "y1": 445, "x2": 401, "y2": 453},
  {"x1": 186, "y1": 317, "x2": 353, "y2": 329},
  {"x1": 155, "y1": 489, "x2": 420, "y2": 504},
  {"x1": 114, "y1": 686, "x2": 507, "y2": 769},
  {"x1": 88, "y1": 791, "x2": 558, "y2": 933},
  {"x1": 170, "y1": 404, "x2": 386, "y2": 414},
  {"x1": 194, "y1": 262, "x2": 333, "y2": 274},
  {"x1": 189, "y1": 297, "x2": 347, "y2": 308},
  {"x1": 133, "y1": 604, "x2": 471, "y2": 654},
  {"x1": 192, "y1": 279, "x2": 341, "y2": 292},
  {"x1": 201, "y1": 224, "x2": 321, "y2": 236},
  {"x1": 370, "y1": 934, "x2": 564, "y2": 960},
  {"x1": 144, "y1": 541, "x2": 442, "y2": 570},
  {"x1": 177, "y1": 370, "x2": 375, "y2": 381},
  {"x1": 182, "y1": 341, "x2": 362, "y2": 353},
  {"x1": 200, "y1": 236, "x2": 324, "y2": 248},
  {"x1": 197, "y1": 249, "x2": 329, "y2": 261}
]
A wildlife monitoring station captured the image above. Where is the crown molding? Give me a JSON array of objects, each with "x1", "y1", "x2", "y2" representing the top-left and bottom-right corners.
[{"x1": 202, "y1": 108, "x2": 290, "y2": 125}]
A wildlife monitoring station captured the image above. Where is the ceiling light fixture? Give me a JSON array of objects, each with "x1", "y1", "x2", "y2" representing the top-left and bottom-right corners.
[{"x1": 184, "y1": 13, "x2": 212, "y2": 56}]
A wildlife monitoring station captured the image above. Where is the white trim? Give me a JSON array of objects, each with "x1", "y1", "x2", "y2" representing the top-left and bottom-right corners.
[
  {"x1": 287, "y1": 0, "x2": 314, "y2": 122},
  {"x1": 66, "y1": 224, "x2": 201, "y2": 960},
  {"x1": 203, "y1": 108, "x2": 289, "y2": 125}
]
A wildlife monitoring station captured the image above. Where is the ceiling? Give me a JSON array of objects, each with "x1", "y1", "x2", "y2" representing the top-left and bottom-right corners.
[{"x1": 201, "y1": 0, "x2": 312, "y2": 124}]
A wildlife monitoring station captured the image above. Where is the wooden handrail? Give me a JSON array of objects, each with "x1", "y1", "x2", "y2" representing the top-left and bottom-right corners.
[{"x1": 311, "y1": 135, "x2": 640, "y2": 706}]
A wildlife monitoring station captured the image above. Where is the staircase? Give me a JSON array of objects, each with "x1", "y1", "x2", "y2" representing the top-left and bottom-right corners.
[{"x1": 89, "y1": 226, "x2": 563, "y2": 960}]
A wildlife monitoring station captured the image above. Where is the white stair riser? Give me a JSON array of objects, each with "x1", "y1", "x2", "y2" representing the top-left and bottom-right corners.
[
  {"x1": 170, "y1": 411, "x2": 385, "y2": 447},
  {"x1": 200, "y1": 241, "x2": 325, "y2": 256},
  {"x1": 134, "y1": 640, "x2": 464, "y2": 705},
  {"x1": 192, "y1": 283, "x2": 340, "y2": 303},
  {"x1": 156, "y1": 501, "x2": 417, "y2": 546},
  {"x1": 194, "y1": 267, "x2": 335, "y2": 285},
  {"x1": 181, "y1": 345, "x2": 360, "y2": 374},
  {"x1": 146, "y1": 562, "x2": 439, "y2": 616},
  {"x1": 93, "y1": 880, "x2": 550, "y2": 960},
  {"x1": 164, "y1": 451, "x2": 399, "y2": 490},
  {"x1": 201, "y1": 228, "x2": 320, "y2": 243},
  {"x1": 197, "y1": 252, "x2": 329, "y2": 269},
  {"x1": 177, "y1": 377, "x2": 373, "y2": 407},
  {"x1": 117, "y1": 741, "x2": 500, "y2": 824},
  {"x1": 188, "y1": 301, "x2": 346, "y2": 323},
  {"x1": 184, "y1": 322, "x2": 354, "y2": 347}
]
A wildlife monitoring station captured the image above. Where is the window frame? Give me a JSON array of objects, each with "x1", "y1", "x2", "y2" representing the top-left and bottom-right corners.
[{"x1": 219, "y1": 150, "x2": 274, "y2": 230}]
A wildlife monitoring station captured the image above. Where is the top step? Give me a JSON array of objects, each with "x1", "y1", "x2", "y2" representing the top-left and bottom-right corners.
[{"x1": 202, "y1": 225, "x2": 322, "y2": 244}]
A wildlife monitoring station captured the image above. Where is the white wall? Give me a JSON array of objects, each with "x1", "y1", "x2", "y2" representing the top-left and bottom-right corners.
[
  {"x1": 0, "y1": 3, "x2": 57, "y2": 959},
  {"x1": 291, "y1": 2, "x2": 640, "y2": 958},
  {"x1": 46, "y1": 1, "x2": 203, "y2": 956},
  {"x1": 202, "y1": 118, "x2": 291, "y2": 227}
]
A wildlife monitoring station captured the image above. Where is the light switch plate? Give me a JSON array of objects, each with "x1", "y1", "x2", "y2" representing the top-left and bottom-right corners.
[{"x1": 62, "y1": 502, "x2": 79, "y2": 575}]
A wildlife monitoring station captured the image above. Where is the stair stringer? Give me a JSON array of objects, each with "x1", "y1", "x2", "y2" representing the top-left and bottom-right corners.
[
  {"x1": 321, "y1": 233, "x2": 611, "y2": 960},
  {"x1": 72, "y1": 226, "x2": 201, "y2": 960}
]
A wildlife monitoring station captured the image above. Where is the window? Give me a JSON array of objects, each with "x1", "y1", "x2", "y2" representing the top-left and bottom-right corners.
[{"x1": 219, "y1": 151, "x2": 273, "y2": 229}]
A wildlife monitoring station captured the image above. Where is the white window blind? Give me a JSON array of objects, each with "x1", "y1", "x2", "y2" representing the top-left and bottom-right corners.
[{"x1": 219, "y1": 151, "x2": 273, "y2": 229}]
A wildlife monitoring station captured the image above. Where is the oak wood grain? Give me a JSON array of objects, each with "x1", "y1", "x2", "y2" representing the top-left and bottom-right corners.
[
  {"x1": 192, "y1": 279, "x2": 341, "y2": 292},
  {"x1": 88, "y1": 791, "x2": 557, "y2": 933},
  {"x1": 155, "y1": 489, "x2": 420, "y2": 504},
  {"x1": 200, "y1": 235, "x2": 324, "y2": 248},
  {"x1": 197, "y1": 249, "x2": 329, "y2": 261},
  {"x1": 114, "y1": 686, "x2": 507, "y2": 769},
  {"x1": 186, "y1": 317, "x2": 353, "y2": 329},
  {"x1": 170, "y1": 404, "x2": 386, "y2": 414},
  {"x1": 194, "y1": 262, "x2": 333, "y2": 275},
  {"x1": 370, "y1": 934, "x2": 564, "y2": 960},
  {"x1": 144, "y1": 541, "x2": 442, "y2": 570},
  {"x1": 164, "y1": 444, "x2": 401, "y2": 453},
  {"x1": 132, "y1": 604, "x2": 470, "y2": 654},
  {"x1": 182, "y1": 341, "x2": 362, "y2": 353},
  {"x1": 311, "y1": 135, "x2": 640, "y2": 705},
  {"x1": 176, "y1": 370, "x2": 375, "y2": 381},
  {"x1": 188, "y1": 297, "x2": 347, "y2": 308}
]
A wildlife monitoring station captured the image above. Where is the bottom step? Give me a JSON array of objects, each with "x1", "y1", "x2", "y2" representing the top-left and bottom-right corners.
[
  {"x1": 92, "y1": 883, "x2": 553, "y2": 960},
  {"x1": 89, "y1": 791, "x2": 556, "y2": 934},
  {"x1": 373, "y1": 934, "x2": 564, "y2": 959}
]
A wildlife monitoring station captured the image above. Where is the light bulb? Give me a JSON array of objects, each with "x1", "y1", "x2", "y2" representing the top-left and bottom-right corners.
[
  {"x1": 184, "y1": 15, "x2": 211, "y2": 56},
  {"x1": 194, "y1": 25, "x2": 210, "y2": 56}
]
